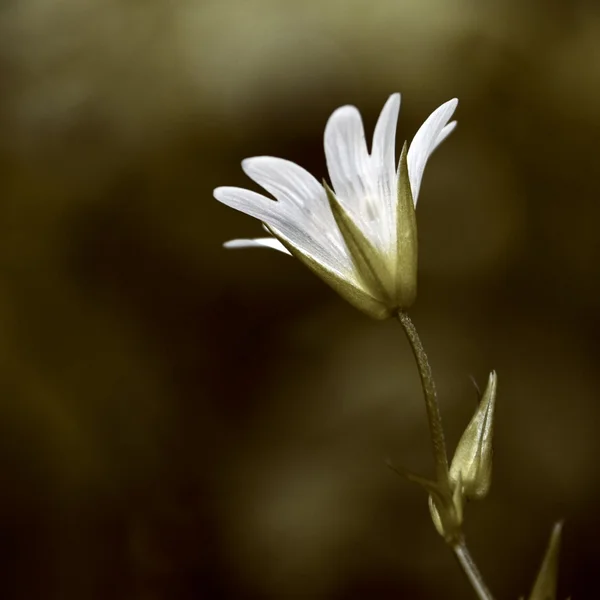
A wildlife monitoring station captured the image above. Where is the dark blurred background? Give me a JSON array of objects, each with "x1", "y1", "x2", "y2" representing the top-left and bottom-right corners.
[{"x1": 0, "y1": 0, "x2": 599, "y2": 598}]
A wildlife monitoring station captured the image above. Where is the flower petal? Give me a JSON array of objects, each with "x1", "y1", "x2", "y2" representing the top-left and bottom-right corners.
[
  {"x1": 214, "y1": 186, "x2": 284, "y2": 225},
  {"x1": 224, "y1": 237, "x2": 291, "y2": 254},
  {"x1": 370, "y1": 93, "x2": 401, "y2": 252},
  {"x1": 241, "y1": 156, "x2": 327, "y2": 215},
  {"x1": 371, "y1": 93, "x2": 400, "y2": 181},
  {"x1": 214, "y1": 186, "x2": 353, "y2": 279},
  {"x1": 324, "y1": 104, "x2": 371, "y2": 208},
  {"x1": 324, "y1": 99, "x2": 399, "y2": 254},
  {"x1": 433, "y1": 121, "x2": 457, "y2": 152},
  {"x1": 238, "y1": 156, "x2": 352, "y2": 265},
  {"x1": 407, "y1": 99, "x2": 458, "y2": 203}
]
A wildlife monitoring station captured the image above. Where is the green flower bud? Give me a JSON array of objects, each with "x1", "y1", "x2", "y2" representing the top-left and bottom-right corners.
[
  {"x1": 449, "y1": 371, "x2": 497, "y2": 501},
  {"x1": 528, "y1": 521, "x2": 564, "y2": 600}
]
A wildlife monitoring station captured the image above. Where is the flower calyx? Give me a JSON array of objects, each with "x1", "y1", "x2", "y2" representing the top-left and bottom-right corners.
[{"x1": 387, "y1": 460, "x2": 463, "y2": 545}]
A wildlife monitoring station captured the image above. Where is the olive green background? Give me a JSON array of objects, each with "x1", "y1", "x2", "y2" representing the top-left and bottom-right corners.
[{"x1": 0, "y1": 0, "x2": 598, "y2": 598}]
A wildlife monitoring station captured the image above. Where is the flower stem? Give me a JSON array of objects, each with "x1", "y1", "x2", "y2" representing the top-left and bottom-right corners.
[
  {"x1": 453, "y1": 540, "x2": 495, "y2": 600},
  {"x1": 396, "y1": 311, "x2": 495, "y2": 600},
  {"x1": 396, "y1": 310, "x2": 449, "y2": 486}
]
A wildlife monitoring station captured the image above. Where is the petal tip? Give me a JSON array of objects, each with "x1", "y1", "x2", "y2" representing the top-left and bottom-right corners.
[
  {"x1": 242, "y1": 155, "x2": 296, "y2": 176},
  {"x1": 241, "y1": 156, "x2": 265, "y2": 174},
  {"x1": 446, "y1": 97, "x2": 459, "y2": 112},
  {"x1": 326, "y1": 104, "x2": 361, "y2": 127},
  {"x1": 387, "y1": 92, "x2": 401, "y2": 105},
  {"x1": 213, "y1": 186, "x2": 230, "y2": 201},
  {"x1": 381, "y1": 93, "x2": 401, "y2": 119},
  {"x1": 444, "y1": 120, "x2": 458, "y2": 133}
]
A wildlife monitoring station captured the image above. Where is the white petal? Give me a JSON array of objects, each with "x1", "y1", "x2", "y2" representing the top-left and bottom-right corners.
[
  {"x1": 324, "y1": 104, "x2": 371, "y2": 207},
  {"x1": 324, "y1": 100, "x2": 397, "y2": 253},
  {"x1": 214, "y1": 186, "x2": 310, "y2": 247},
  {"x1": 214, "y1": 186, "x2": 308, "y2": 248},
  {"x1": 433, "y1": 121, "x2": 457, "y2": 152},
  {"x1": 239, "y1": 156, "x2": 349, "y2": 262},
  {"x1": 214, "y1": 186, "x2": 353, "y2": 278},
  {"x1": 214, "y1": 186, "x2": 283, "y2": 225},
  {"x1": 371, "y1": 93, "x2": 400, "y2": 179},
  {"x1": 370, "y1": 93, "x2": 401, "y2": 252},
  {"x1": 407, "y1": 99, "x2": 458, "y2": 204},
  {"x1": 241, "y1": 156, "x2": 327, "y2": 215},
  {"x1": 224, "y1": 237, "x2": 291, "y2": 254}
]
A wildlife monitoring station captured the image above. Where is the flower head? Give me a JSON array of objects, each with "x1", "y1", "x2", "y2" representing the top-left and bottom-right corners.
[{"x1": 214, "y1": 93, "x2": 457, "y2": 318}]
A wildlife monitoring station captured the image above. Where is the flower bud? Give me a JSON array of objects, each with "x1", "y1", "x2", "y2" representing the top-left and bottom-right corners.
[
  {"x1": 449, "y1": 371, "x2": 497, "y2": 500},
  {"x1": 528, "y1": 521, "x2": 564, "y2": 600}
]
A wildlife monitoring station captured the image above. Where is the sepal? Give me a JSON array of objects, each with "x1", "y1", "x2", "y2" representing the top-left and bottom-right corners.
[
  {"x1": 265, "y1": 223, "x2": 392, "y2": 319},
  {"x1": 325, "y1": 181, "x2": 395, "y2": 307},
  {"x1": 395, "y1": 142, "x2": 418, "y2": 308},
  {"x1": 428, "y1": 473, "x2": 463, "y2": 544},
  {"x1": 387, "y1": 459, "x2": 462, "y2": 544}
]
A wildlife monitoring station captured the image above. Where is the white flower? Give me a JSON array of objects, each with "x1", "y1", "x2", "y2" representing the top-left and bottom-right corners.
[{"x1": 214, "y1": 93, "x2": 457, "y2": 318}]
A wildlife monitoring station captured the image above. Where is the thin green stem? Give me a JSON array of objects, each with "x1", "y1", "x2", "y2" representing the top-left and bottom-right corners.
[
  {"x1": 396, "y1": 311, "x2": 495, "y2": 600},
  {"x1": 397, "y1": 310, "x2": 449, "y2": 486},
  {"x1": 453, "y1": 541, "x2": 495, "y2": 600}
]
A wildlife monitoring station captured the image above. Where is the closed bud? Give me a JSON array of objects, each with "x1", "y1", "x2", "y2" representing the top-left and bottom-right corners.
[
  {"x1": 528, "y1": 521, "x2": 564, "y2": 600},
  {"x1": 449, "y1": 371, "x2": 497, "y2": 500}
]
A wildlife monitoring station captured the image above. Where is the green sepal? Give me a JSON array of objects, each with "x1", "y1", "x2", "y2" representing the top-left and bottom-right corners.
[
  {"x1": 324, "y1": 181, "x2": 395, "y2": 307},
  {"x1": 395, "y1": 142, "x2": 418, "y2": 309},
  {"x1": 428, "y1": 473, "x2": 463, "y2": 544},
  {"x1": 449, "y1": 371, "x2": 497, "y2": 500},
  {"x1": 387, "y1": 459, "x2": 462, "y2": 544},
  {"x1": 528, "y1": 521, "x2": 564, "y2": 600},
  {"x1": 265, "y1": 224, "x2": 392, "y2": 319},
  {"x1": 386, "y1": 458, "x2": 439, "y2": 492}
]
